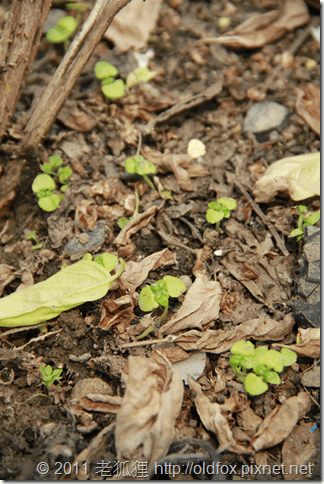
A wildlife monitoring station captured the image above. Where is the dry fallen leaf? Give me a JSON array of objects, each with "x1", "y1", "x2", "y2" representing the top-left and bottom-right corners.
[
  {"x1": 252, "y1": 392, "x2": 311, "y2": 451},
  {"x1": 175, "y1": 314, "x2": 294, "y2": 353},
  {"x1": 119, "y1": 248, "x2": 177, "y2": 293},
  {"x1": 296, "y1": 84, "x2": 320, "y2": 136},
  {"x1": 158, "y1": 273, "x2": 223, "y2": 336},
  {"x1": 113, "y1": 205, "x2": 160, "y2": 249},
  {"x1": 189, "y1": 376, "x2": 250, "y2": 453},
  {"x1": 273, "y1": 327, "x2": 320, "y2": 359},
  {"x1": 252, "y1": 152, "x2": 320, "y2": 203},
  {"x1": 282, "y1": 422, "x2": 320, "y2": 480},
  {"x1": 57, "y1": 100, "x2": 97, "y2": 131},
  {"x1": 115, "y1": 350, "x2": 184, "y2": 466},
  {"x1": 99, "y1": 295, "x2": 136, "y2": 331},
  {"x1": 104, "y1": 0, "x2": 162, "y2": 53},
  {"x1": 213, "y1": 0, "x2": 309, "y2": 50}
]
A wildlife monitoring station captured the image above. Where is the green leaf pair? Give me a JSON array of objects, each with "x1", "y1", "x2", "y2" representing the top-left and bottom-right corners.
[
  {"x1": 230, "y1": 340, "x2": 297, "y2": 396},
  {"x1": 289, "y1": 205, "x2": 320, "y2": 241},
  {"x1": 32, "y1": 155, "x2": 73, "y2": 212},
  {"x1": 206, "y1": 197, "x2": 237, "y2": 229},
  {"x1": 46, "y1": 16, "x2": 78, "y2": 44},
  {"x1": 0, "y1": 253, "x2": 125, "y2": 327}
]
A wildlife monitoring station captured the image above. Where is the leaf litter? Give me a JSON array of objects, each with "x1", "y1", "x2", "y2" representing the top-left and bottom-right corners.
[{"x1": 0, "y1": 0, "x2": 320, "y2": 479}]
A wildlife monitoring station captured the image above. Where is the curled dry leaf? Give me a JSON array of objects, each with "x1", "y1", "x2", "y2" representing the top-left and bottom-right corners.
[
  {"x1": 251, "y1": 392, "x2": 311, "y2": 452},
  {"x1": 119, "y1": 248, "x2": 176, "y2": 293},
  {"x1": 158, "y1": 273, "x2": 222, "y2": 336},
  {"x1": 213, "y1": 0, "x2": 309, "y2": 50},
  {"x1": 189, "y1": 377, "x2": 251, "y2": 453},
  {"x1": 99, "y1": 295, "x2": 136, "y2": 331},
  {"x1": 273, "y1": 327, "x2": 320, "y2": 359},
  {"x1": 296, "y1": 84, "x2": 320, "y2": 136},
  {"x1": 175, "y1": 314, "x2": 294, "y2": 353},
  {"x1": 104, "y1": 0, "x2": 162, "y2": 53},
  {"x1": 115, "y1": 350, "x2": 184, "y2": 466},
  {"x1": 253, "y1": 152, "x2": 320, "y2": 203},
  {"x1": 113, "y1": 205, "x2": 159, "y2": 248},
  {"x1": 142, "y1": 146, "x2": 206, "y2": 191}
]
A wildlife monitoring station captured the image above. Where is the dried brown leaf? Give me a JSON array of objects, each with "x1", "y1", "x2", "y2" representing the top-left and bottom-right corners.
[
  {"x1": 214, "y1": 0, "x2": 309, "y2": 49},
  {"x1": 158, "y1": 273, "x2": 222, "y2": 336},
  {"x1": 104, "y1": 0, "x2": 162, "y2": 53},
  {"x1": 113, "y1": 205, "x2": 159, "y2": 248},
  {"x1": 296, "y1": 84, "x2": 320, "y2": 136},
  {"x1": 175, "y1": 314, "x2": 294, "y2": 353},
  {"x1": 119, "y1": 248, "x2": 176, "y2": 292},
  {"x1": 57, "y1": 101, "x2": 97, "y2": 131},
  {"x1": 189, "y1": 377, "x2": 251, "y2": 453},
  {"x1": 115, "y1": 351, "x2": 184, "y2": 466},
  {"x1": 252, "y1": 392, "x2": 311, "y2": 451},
  {"x1": 273, "y1": 327, "x2": 320, "y2": 359}
]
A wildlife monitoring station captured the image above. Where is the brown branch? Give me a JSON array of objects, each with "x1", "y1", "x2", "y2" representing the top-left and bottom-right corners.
[
  {"x1": 0, "y1": 0, "x2": 52, "y2": 142},
  {"x1": 20, "y1": 0, "x2": 133, "y2": 151}
]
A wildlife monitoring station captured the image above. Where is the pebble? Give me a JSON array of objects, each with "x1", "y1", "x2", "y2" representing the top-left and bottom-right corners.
[
  {"x1": 301, "y1": 366, "x2": 320, "y2": 388},
  {"x1": 43, "y1": 9, "x2": 66, "y2": 34},
  {"x1": 243, "y1": 102, "x2": 289, "y2": 133}
]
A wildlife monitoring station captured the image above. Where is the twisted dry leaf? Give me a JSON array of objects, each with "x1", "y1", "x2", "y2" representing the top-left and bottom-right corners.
[
  {"x1": 252, "y1": 392, "x2": 311, "y2": 451},
  {"x1": 158, "y1": 273, "x2": 222, "y2": 336},
  {"x1": 213, "y1": 0, "x2": 309, "y2": 50},
  {"x1": 189, "y1": 376, "x2": 251, "y2": 453},
  {"x1": 115, "y1": 350, "x2": 184, "y2": 466}
]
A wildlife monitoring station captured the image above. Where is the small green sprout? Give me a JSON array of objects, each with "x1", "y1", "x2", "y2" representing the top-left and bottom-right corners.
[
  {"x1": 94, "y1": 61, "x2": 125, "y2": 99},
  {"x1": 94, "y1": 62, "x2": 156, "y2": 100},
  {"x1": 26, "y1": 230, "x2": 43, "y2": 250},
  {"x1": 125, "y1": 155, "x2": 156, "y2": 190},
  {"x1": 126, "y1": 66, "x2": 157, "y2": 89},
  {"x1": 137, "y1": 276, "x2": 186, "y2": 339},
  {"x1": 41, "y1": 154, "x2": 63, "y2": 175},
  {"x1": 289, "y1": 205, "x2": 320, "y2": 242},
  {"x1": 40, "y1": 365, "x2": 62, "y2": 391},
  {"x1": 118, "y1": 189, "x2": 140, "y2": 229},
  {"x1": 46, "y1": 16, "x2": 78, "y2": 50},
  {"x1": 32, "y1": 155, "x2": 72, "y2": 211},
  {"x1": 206, "y1": 197, "x2": 237, "y2": 231},
  {"x1": 230, "y1": 340, "x2": 297, "y2": 396}
]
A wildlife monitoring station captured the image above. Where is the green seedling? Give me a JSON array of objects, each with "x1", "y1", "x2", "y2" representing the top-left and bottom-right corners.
[
  {"x1": 32, "y1": 155, "x2": 72, "y2": 211},
  {"x1": 125, "y1": 155, "x2": 156, "y2": 190},
  {"x1": 94, "y1": 61, "x2": 125, "y2": 99},
  {"x1": 26, "y1": 230, "x2": 43, "y2": 250},
  {"x1": 40, "y1": 365, "x2": 62, "y2": 391},
  {"x1": 206, "y1": 197, "x2": 237, "y2": 231},
  {"x1": 46, "y1": 16, "x2": 78, "y2": 50},
  {"x1": 40, "y1": 154, "x2": 63, "y2": 175},
  {"x1": 289, "y1": 205, "x2": 320, "y2": 242},
  {"x1": 0, "y1": 253, "x2": 125, "y2": 327},
  {"x1": 94, "y1": 62, "x2": 156, "y2": 100},
  {"x1": 126, "y1": 66, "x2": 157, "y2": 89},
  {"x1": 118, "y1": 189, "x2": 140, "y2": 229},
  {"x1": 230, "y1": 340, "x2": 297, "y2": 396},
  {"x1": 137, "y1": 276, "x2": 186, "y2": 339}
]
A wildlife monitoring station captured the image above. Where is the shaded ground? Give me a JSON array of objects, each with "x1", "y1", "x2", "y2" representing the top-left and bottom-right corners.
[{"x1": 0, "y1": 0, "x2": 320, "y2": 480}]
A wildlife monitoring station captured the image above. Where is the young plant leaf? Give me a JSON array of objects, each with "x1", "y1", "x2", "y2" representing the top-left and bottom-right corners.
[
  {"x1": 0, "y1": 255, "x2": 125, "y2": 327},
  {"x1": 281, "y1": 347, "x2": 297, "y2": 366},
  {"x1": 101, "y1": 79, "x2": 125, "y2": 99},
  {"x1": 231, "y1": 340, "x2": 255, "y2": 356},
  {"x1": 258, "y1": 349, "x2": 284, "y2": 373},
  {"x1": 244, "y1": 372, "x2": 268, "y2": 396},
  {"x1": 138, "y1": 286, "x2": 159, "y2": 312},
  {"x1": 264, "y1": 370, "x2": 281, "y2": 385},
  {"x1": 217, "y1": 197, "x2": 237, "y2": 211},
  {"x1": 94, "y1": 61, "x2": 118, "y2": 79},
  {"x1": 163, "y1": 276, "x2": 186, "y2": 298}
]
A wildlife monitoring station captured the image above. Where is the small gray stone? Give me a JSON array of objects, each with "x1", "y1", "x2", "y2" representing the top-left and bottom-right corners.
[
  {"x1": 243, "y1": 102, "x2": 289, "y2": 133},
  {"x1": 301, "y1": 366, "x2": 320, "y2": 387},
  {"x1": 43, "y1": 9, "x2": 66, "y2": 34}
]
